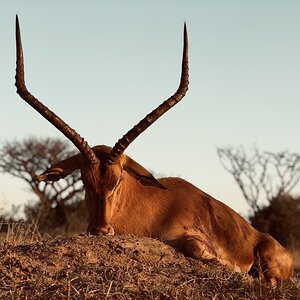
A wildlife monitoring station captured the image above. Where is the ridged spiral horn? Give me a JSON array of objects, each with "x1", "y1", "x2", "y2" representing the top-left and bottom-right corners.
[
  {"x1": 15, "y1": 15, "x2": 98, "y2": 165},
  {"x1": 108, "y1": 23, "x2": 189, "y2": 165}
]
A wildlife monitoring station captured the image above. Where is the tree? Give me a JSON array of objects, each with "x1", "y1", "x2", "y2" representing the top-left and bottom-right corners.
[
  {"x1": 217, "y1": 146, "x2": 300, "y2": 213},
  {"x1": 0, "y1": 137, "x2": 84, "y2": 232},
  {"x1": 217, "y1": 145, "x2": 300, "y2": 249}
]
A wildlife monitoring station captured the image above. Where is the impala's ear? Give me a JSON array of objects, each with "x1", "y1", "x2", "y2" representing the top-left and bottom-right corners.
[
  {"x1": 37, "y1": 153, "x2": 82, "y2": 182},
  {"x1": 124, "y1": 156, "x2": 166, "y2": 189}
]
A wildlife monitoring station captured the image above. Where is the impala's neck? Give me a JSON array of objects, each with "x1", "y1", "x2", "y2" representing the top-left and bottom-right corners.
[{"x1": 111, "y1": 172, "x2": 166, "y2": 237}]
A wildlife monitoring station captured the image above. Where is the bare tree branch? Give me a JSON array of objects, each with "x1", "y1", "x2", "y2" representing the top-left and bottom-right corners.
[
  {"x1": 0, "y1": 137, "x2": 84, "y2": 216},
  {"x1": 217, "y1": 145, "x2": 300, "y2": 212}
]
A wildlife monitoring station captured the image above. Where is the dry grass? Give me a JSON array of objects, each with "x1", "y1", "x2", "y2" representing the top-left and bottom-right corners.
[{"x1": 0, "y1": 223, "x2": 299, "y2": 300}]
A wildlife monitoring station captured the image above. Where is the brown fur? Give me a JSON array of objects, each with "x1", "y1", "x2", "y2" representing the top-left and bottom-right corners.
[{"x1": 38, "y1": 145, "x2": 293, "y2": 285}]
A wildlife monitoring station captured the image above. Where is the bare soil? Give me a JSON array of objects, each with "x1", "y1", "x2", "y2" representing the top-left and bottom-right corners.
[{"x1": 0, "y1": 234, "x2": 299, "y2": 299}]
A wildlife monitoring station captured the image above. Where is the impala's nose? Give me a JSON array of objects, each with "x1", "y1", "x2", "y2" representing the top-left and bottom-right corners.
[{"x1": 88, "y1": 224, "x2": 115, "y2": 236}]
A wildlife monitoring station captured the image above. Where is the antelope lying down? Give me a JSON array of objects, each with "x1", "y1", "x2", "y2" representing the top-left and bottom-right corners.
[{"x1": 15, "y1": 16, "x2": 293, "y2": 285}]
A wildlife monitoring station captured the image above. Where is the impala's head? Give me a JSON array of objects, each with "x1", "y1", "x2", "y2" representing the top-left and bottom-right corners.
[
  {"x1": 79, "y1": 146, "x2": 162, "y2": 236},
  {"x1": 81, "y1": 150, "x2": 124, "y2": 236},
  {"x1": 15, "y1": 15, "x2": 189, "y2": 235}
]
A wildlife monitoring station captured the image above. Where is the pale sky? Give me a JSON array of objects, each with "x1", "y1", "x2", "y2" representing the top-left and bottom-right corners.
[{"x1": 0, "y1": 1, "x2": 300, "y2": 218}]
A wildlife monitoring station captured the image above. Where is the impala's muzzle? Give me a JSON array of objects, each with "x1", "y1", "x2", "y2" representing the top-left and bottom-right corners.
[{"x1": 88, "y1": 224, "x2": 115, "y2": 236}]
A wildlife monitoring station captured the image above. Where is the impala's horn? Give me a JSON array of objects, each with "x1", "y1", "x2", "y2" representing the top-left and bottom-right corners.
[
  {"x1": 108, "y1": 23, "x2": 189, "y2": 165},
  {"x1": 15, "y1": 15, "x2": 98, "y2": 165}
]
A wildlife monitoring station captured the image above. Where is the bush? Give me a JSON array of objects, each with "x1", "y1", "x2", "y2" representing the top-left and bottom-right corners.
[{"x1": 250, "y1": 194, "x2": 300, "y2": 249}]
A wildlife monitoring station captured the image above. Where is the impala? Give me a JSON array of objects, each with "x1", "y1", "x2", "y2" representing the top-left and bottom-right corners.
[{"x1": 15, "y1": 16, "x2": 293, "y2": 285}]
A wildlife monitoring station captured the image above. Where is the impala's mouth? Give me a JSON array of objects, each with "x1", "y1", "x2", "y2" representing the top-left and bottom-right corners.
[{"x1": 88, "y1": 224, "x2": 115, "y2": 236}]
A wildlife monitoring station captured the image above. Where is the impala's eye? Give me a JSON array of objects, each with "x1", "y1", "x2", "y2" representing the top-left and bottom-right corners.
[
  {"x1": 107, "y1": 176, "x2": 123, "y2": 200},
  {"x1": 115, "y1": 176, "x2": 123, "y2": 190}
]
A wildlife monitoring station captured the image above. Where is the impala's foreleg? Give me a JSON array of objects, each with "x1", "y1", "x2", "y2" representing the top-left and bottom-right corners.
[
  {"x1": 37, "y1": 153, "x2": 82, "y2": 182},
  {"x1": 256, "y1": 234, "x2": 293, "y2": 286},
  {"x1": 172, "y1": 235, "x2": 240, "y2": 271}
]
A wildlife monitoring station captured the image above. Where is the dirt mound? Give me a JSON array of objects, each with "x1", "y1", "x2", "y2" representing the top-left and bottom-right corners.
[{"x1": 0, "y1": 235, "x2": 299, "y2": 299}]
